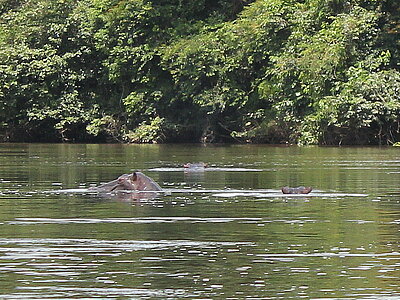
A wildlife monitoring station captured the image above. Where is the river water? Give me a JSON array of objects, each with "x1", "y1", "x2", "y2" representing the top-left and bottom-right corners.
[{"x1": 0, "y1": 143, "x2": 399, "y2": 299}]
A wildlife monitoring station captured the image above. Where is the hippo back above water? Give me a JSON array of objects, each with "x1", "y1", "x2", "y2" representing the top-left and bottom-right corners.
[
  {"x1": 281, "y1": 186, "x2": 312, "y2": 194},
  {"x1": 89, "y1": 172, "x2": 162, "y2": 192}
]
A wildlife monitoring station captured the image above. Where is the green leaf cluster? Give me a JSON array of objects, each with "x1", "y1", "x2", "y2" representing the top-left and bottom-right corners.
[{"x1": 0, "y1": 0, "x2": 399, "y2": 144}]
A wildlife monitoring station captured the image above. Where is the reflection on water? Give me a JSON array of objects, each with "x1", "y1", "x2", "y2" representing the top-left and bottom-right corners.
[
  {"x1": 7, "y1": 217, "x2": 264, "y2": 224},
  {"x1": 148, "y1": 167, "x2": 265, "y2": 172},
  {"x1": 0, "y1": 144, "x2": 400, "y2": 299}
]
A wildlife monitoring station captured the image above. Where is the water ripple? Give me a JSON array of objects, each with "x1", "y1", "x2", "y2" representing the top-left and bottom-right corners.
[
  {"x1": 0, "y1": 238, "x2": 253, "y2": 249},
  {"x1": 254, "y1": 252, "x2": 400, "y2": 260},
  {"x1": 212, "y1": 192, "x2": 368, "y2": 198},
  {"x1": 148, "y1": 167, "x2": 264, "y2": 172},
  {"x1": 5, "y1": 286, "x2": 194, "y2": 298},
  {"x1": 8, "y1": 217, "x2": 263, "y2": 225}
]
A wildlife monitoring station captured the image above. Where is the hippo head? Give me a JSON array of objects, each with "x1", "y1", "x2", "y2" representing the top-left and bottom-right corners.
[
  {"x1": 92, "y1": 171, "x2": 161, "y2": 193},
  {"x1": 301, "y1": 187, "x2": 313, "y2": 194},
  {"x1": 183, "y1": 162, "x2": 208, "y2": 169},
  {"x1": 109, "y1": 173, "x2": 135, "y2": 191},
  {"x1": 113, "y1": 172, "x2": 149, "y2": 190},
  {"x1": 91, "y1": 171, "x2": 161, "y2": 193},
  {"x1": 281, "y1": 186, "x2": 312, "y2": 194},
  {"x1": 129, "y1": 171, "x2": 162, "y2": 191}
]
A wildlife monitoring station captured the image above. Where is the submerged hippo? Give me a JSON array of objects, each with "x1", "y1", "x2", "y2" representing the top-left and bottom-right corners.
[
  {"x1": 281, "y1": 186, "x2": 312, "y2": 194},
  {"x1": 89, "y1": 171, "x2": 162, "y2": 192},
  {"x1": 183, "y1": 162, "x2": 208, "y2": 169}
]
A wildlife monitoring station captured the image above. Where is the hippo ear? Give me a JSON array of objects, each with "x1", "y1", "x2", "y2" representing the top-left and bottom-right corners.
[{"x1": 131, "y1": 172, "x2": 138, "y2": 182}]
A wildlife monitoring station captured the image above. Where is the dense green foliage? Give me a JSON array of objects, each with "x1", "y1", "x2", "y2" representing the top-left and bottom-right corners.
[{"x1": 0, "y1": 0, "x2": 399, "y2": 144}]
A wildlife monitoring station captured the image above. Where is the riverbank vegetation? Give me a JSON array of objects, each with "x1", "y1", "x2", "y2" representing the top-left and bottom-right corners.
[{"x1": 0, "y1": 0, "x2": 399, "y2": 144}]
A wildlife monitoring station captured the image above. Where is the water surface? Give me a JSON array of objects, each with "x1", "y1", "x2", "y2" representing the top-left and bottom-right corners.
[{"x1": 0, "y1": 144, "x2": 400, "y2": 299}]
